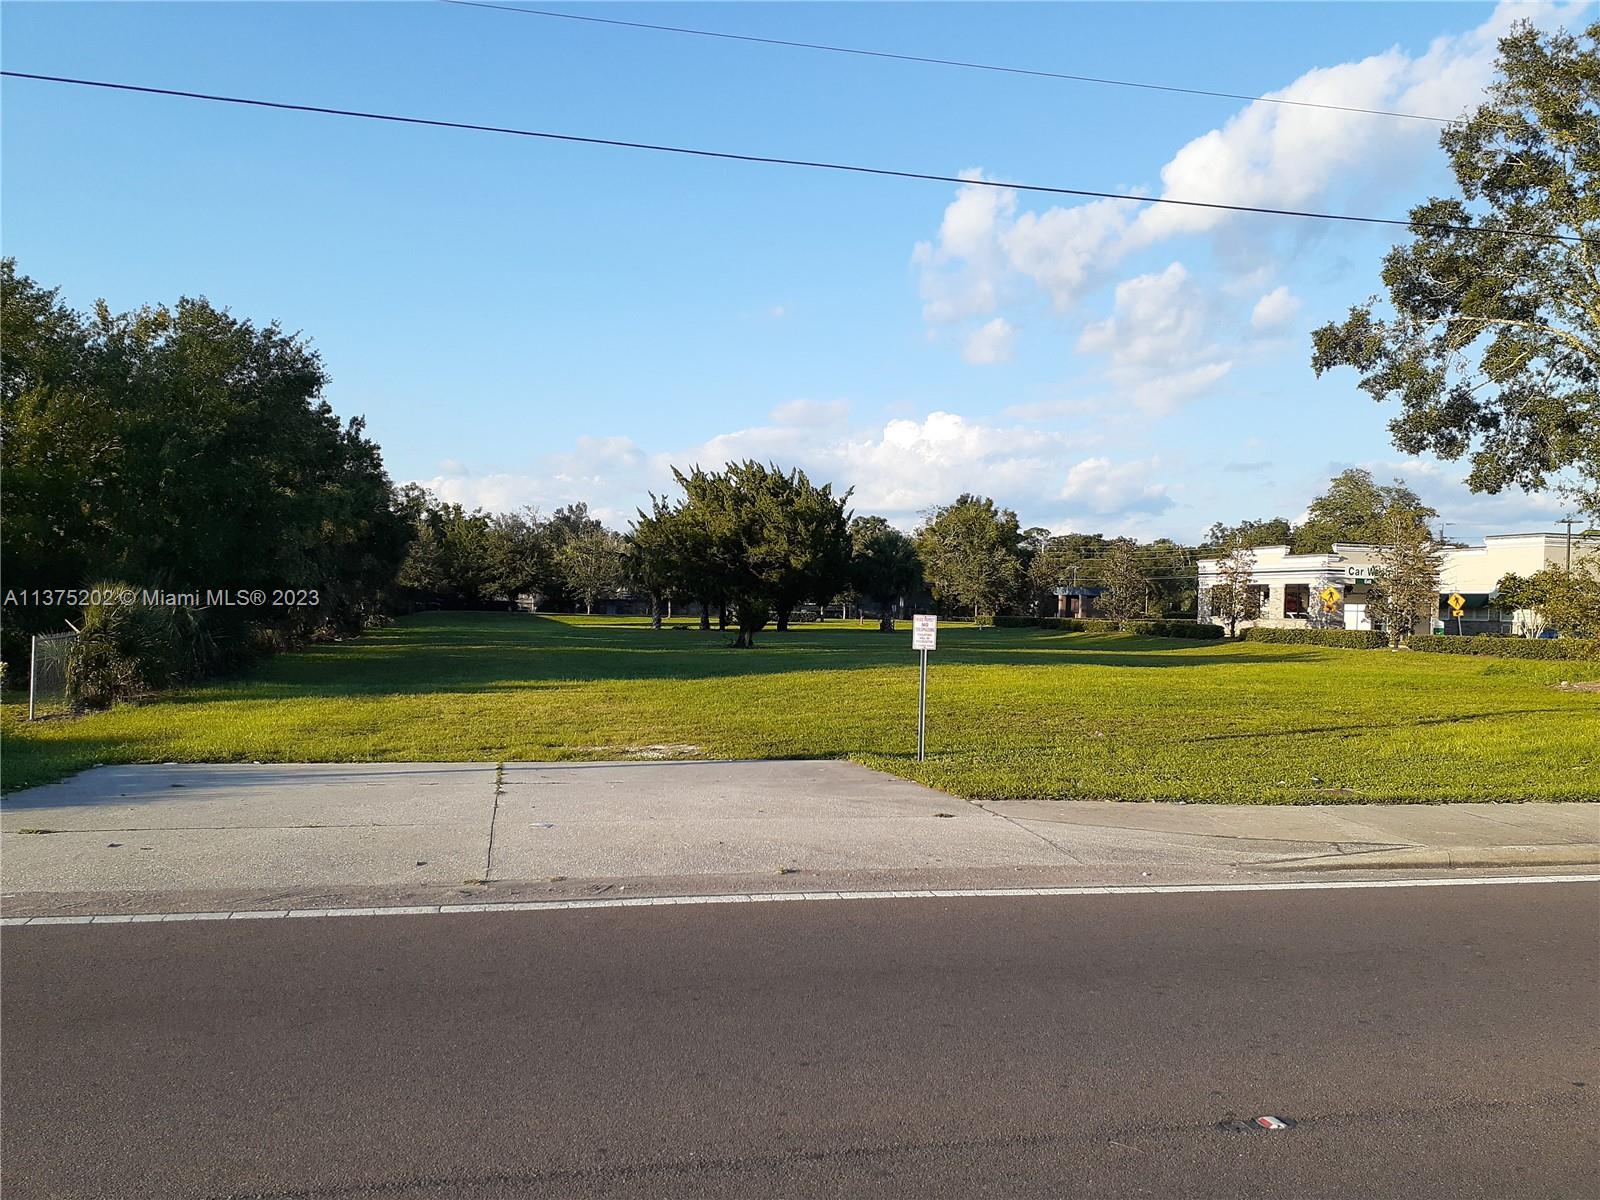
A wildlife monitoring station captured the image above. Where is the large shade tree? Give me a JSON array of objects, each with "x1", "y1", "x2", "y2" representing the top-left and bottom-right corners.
[
  {"x1": 557, "y1": 528, "x2": 627, "y2": 615},
  {"x1": 848, "y1": 516, "x2": 922, "y2": 631},
  {"x1": 672, "y1": 462, "x2": 851, "y2": 647},
  {"x1": 1311, "y1": 19, "x2": 1600, "y2": 519},
  {"x1": 915, "y1": 495, "x2": 1023, "y2": 626},
  {"x1": 1096, "y1": 538, "x2": 1150, "y2": 629},
  {"x1": 1, "y1": 260, "x2": 411, "y2": 667},
  {"x1": 1292, "y1": 468, "x2": 1437, "y2": 554},
  {"x1": 628, "y1": 497, "x2": 690, "y2": 629}
]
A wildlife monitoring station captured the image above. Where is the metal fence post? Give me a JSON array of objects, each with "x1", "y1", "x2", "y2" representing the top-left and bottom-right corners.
[
  {"x1": 29, "y1": 634, "x2": 38, "y2": 721},
  {"x1": 916, "y1": 648, "x2": 927, "y2": 762}
]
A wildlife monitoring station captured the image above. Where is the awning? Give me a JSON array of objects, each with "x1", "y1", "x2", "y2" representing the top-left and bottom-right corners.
[{"x1": 1441, "y1": 593, "x2": 1495, "y2": 607}]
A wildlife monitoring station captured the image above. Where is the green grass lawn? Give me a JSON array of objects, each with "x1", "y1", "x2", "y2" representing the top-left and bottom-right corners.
[{"x1": 3, "y1": 612, "x2": 1597, "y2": 802}]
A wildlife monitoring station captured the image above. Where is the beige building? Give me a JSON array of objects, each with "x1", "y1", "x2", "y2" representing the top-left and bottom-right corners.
[{"x1": 1197, "y1": 532, "x2": 1597, "y2": 636}]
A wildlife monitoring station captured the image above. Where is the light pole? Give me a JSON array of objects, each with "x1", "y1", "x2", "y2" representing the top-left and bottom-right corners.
[{"x1": 1559, "y1": 516, "x2": 1577, "y2": 570}]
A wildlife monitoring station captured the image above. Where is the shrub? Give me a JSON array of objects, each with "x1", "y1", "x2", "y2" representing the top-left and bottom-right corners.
[
  {"x1": 994, "y1": 615, "x2": 1221, "y2": 639},
  {"x1": 1238, "y1": 627, "x2": 1386, "y2": 649},
  {"x1": 1408, "y1": 634, "x2": 1600, "y2": 660},
  {"x1": 1127, "y1": 620, "x2": 1223, "y2": 639},
  {"x1": 66, "y1": 585, "x2": 215, "y2": 709}
]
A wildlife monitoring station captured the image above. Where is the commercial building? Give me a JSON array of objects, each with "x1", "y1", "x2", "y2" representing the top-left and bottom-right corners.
[{"x1": 1196, "y1": 532, "x2": 1597, "y2": 636}]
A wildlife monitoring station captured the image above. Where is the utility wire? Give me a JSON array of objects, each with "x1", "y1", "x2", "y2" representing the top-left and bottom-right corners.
[
  {"x1": 4, "y1": 71, "x2": 1586, "y2": 245},
  {"x1": 438, "y1": 0, "x2": 1464, "y2": 126}
]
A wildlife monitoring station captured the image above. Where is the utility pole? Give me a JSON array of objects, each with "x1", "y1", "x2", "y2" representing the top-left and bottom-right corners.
[{"x1": 1559, "y1": 516, "x2": 1577, "y2": 570}]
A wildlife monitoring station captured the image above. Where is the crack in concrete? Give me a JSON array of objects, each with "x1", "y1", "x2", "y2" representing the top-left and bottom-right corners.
[
  {"x1": 482, "y1": 762, "x2": 506, "y2": 882},
  {"x1": 967, "y1": 800, "x2": 1084, "y2": 865},
  {"x1": 980, "y1": 811, "x2": 1398, "y2": 850}
]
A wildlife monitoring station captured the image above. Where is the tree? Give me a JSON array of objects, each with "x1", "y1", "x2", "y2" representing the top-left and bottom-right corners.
[
  {"x1": 1017, "y1": 526, "x2": 1054, "y2": 612},
  {"x1": 396, "y1": 495, "x2": 496, "y2": 606},
  {"x1": 1096, "y1": 538, "x2": 1148, "y2": 629},
  {"x1": 1204, "y1": 517, "x2": 1295, "y2": 551},
  {"x1": 1209, "y1": 536, "x2": 1262, "y2": 636},
  {"x1": 671, "y1": 462, "x2": 851, "y2": 648},
  {"x1": 1026, "y1": 533, "x2": 1109, "y2": 615},
  {"x1": 548, "y1": 502, "x2": 604, "y2": 546},
  {"x1": 1496, "y1": 560, "x2": 1600, "y2": 637},
  {"x1": 627, "y1": 498, "x2": 684, "y2": 630},
  {"x1": 0, "y1": 260, "x2": 412, "y2": 670},
  {"x1": 557, "y1": 528, "x2": 626, "y2": 615},
  {"x1": 915, "y1": 495, "x2": 1023, "y2": 626},
  {"x1": 1493, "y1": 569, "x2": 1550, "y2": 635},
  {"x1": 484, "y1": 508, "x2": 557, "y2": 606},
  {"x1": 849, "y1": 516, "x2": 922, "y2": 632},
  {"x1": 1311, "y1": 20, "x2": 1600, "y2": 520},
  {"x1": 1141, "y1": 537, "x2": 1199, "y2": 616},
  {"x1": 1368, "y1": 509, "x2": 1445, "y2": 649},
  {"x1": 1292, "y1": 468, "x2": 1437, "y2": 553}
]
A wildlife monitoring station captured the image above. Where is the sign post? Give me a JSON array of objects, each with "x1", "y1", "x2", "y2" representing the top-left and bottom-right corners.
[
  {"x1": 1448, "y1": 592, "x2": 1465, "y2": 636},
  {"x1": 911, "y1": 614, "x2": 937, "y2": 761}
]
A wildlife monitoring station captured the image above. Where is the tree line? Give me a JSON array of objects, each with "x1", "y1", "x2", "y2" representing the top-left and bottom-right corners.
[
  {"x1": 395, "y1": 474, "x2": 1211, "y2": 647},
  {"x1": 1, "y1": 259, "x2": 411, "y2": 688},
  {"x1": 8, "y1": 255, "x2": 1584, "y2": 706}
]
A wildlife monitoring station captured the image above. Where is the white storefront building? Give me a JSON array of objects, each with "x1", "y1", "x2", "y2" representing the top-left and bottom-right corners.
[{"x1": 1197, "y1": 532, "x2": 1596, "y2": 636}]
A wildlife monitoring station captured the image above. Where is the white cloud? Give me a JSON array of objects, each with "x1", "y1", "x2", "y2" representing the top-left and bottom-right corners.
[
  {"x1": 1250, "y1": 285, "x2": 1301, "y2": 329},
  {"x1": 1059, "y1": 456, "x2": 1174, "y2": 515},
  {"x1": 1126, "y1": 2, "x2": 1577, "y2": 248},
  {"x1": 794, "y1": 410, "x2": 1083, "y2": 515},
  {"x1": 963, "y1": 317, "x2": 1017, "y2": 364},
  {"x1": 1000, "y1": 197, "x2": 1131, "y2": 311},
  {"x1": 1079, "y1": 264, "x2": 1206, "y2": 366},
  {"x1": 417, "y1": 435, "x2": 664, "y2": 526},
  {"x1": 1118, "y1": 362, "x2": 1234, "y2": 413},
  {"x1": 908, "y1": 2, "x2": 1584, "y2": 387},
  {"x1": 408, "y1": 410, "x2": 1184, "y2": 531},
  {"x1": 1074, "y1": 263, "x2": 1234, "y2": 412},
  {"x1": 911, "y1": 172, "x2": 1014, "y2": 323},
  {"x1": 1358, "y1": 456, "x2": 1576, "y2": 539},
  {"x1": 913, "y1": 176, "x2": 1130, "y2": 325},
  {"x1": 769, "y1": 398, "x2": 849, "y2": 426}
]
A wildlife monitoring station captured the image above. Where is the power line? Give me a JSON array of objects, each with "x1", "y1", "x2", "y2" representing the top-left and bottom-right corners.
[
  {"x1": 4, "y1": 71, "x2": 1587, "y2": 246},
  {"x1": 438, "y1": 0, "x2": 1463, "y2": 126}
]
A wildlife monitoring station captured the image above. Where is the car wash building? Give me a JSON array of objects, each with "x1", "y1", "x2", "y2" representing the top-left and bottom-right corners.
[{"x1": 1196, "y1": 532, "x2": 1596, "y2": 637}]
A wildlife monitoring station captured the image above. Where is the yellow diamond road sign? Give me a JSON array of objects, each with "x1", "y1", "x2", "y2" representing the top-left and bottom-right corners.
[
  {"x1": 1319, "y1": 585, "x2": 1341, "y2": 612},
  {"x1": 1448, "y1": 592, "x2": 1466, "y2": 614}
]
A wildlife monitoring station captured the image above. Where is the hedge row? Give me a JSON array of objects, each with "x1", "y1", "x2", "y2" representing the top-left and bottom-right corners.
[
  {"x1": 1238, "y1": 627, "x2": 1386, "y2": 649},
  {"x1": 1237, "y1": 626, "x2": 1600, "y2": 659},
  {"x1": 993, "y1": 615, "x2": 1223, "y2": 639},
  {"x1": 1408, "y1": 634, "x2": 1600, "y2": 660}
]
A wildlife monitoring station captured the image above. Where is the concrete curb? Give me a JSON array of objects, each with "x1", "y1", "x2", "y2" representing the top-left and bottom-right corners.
[{"x1": 1265, "y1": 844, "x2": 1600, "y2": 871}]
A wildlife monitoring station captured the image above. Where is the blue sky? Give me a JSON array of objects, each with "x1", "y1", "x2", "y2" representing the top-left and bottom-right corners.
[{"x1": 3, "y1": 1, "x2": 1588, "y2": 541}]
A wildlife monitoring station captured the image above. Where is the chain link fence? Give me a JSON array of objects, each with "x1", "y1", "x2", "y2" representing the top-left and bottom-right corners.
[{"x1": 28, "y1": 631, "x2": 76, "y2": 720}]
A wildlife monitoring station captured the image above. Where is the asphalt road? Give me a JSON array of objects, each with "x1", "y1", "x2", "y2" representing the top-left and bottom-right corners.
[{"x1": 3, "y1": 882, "x2": 1597, "y2": 1199}]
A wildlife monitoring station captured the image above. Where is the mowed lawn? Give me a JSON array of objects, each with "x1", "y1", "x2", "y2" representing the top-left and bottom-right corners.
[{"x1": 3, "y1": 612, "x2": 1597, "y2": 802}]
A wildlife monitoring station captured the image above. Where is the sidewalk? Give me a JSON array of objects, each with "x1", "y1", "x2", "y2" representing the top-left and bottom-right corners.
[
  {"x1": 2, "y1": 761, "x2": 1595, "y2": 916},
  {"x1": 983, "y1": 798, "x2": 1600, "y2": 871}
]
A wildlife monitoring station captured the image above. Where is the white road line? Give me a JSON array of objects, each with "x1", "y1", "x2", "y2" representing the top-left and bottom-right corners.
[{"x1": 1, "y1": 873, "x2": 1595, "y2": 927}]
